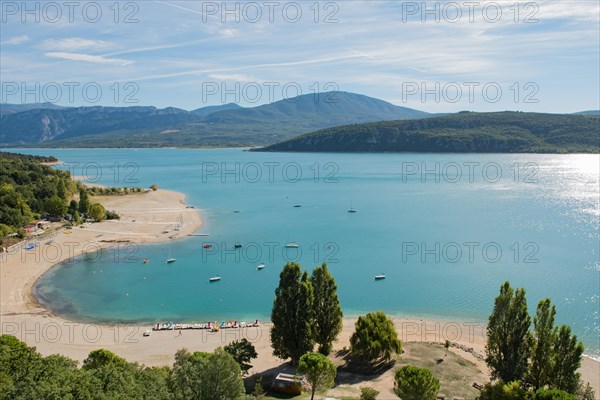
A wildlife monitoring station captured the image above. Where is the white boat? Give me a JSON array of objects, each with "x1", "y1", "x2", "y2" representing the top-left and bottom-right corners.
[
  {"x1": 257, "y1": 264, "x2": 265, "y2": 270},
  {"x1": 209, "y1": 276, "x2": 221, "y2": 282},
  {"x1": 284, "y1": 242, "x2": 300, "y2": 248},
  {"x1": 166, "y1": 258, "x2": 176, "y2": 263},
  {"x1": 374, "y1": 274, "x2": 386, "y2": 280}
]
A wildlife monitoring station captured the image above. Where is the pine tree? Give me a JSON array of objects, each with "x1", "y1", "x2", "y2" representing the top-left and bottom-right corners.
[
  {"x1": 270, "y1": 263, "x2": 314, "y2": 365},
  {"x1": 310, "y1": 263, "x2": 343, "y2": 355},
  {"x1": 485, "y1": 281, "x2": 531, "y2": 382},
  {"x1": 528, "y1": 299, "x2": 557, "y2": 389}
]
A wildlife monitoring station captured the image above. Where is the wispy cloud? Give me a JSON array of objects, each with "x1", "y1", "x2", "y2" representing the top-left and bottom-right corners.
[
  {"x1": 44, "y1": 52, "x2": 133, "y2": 66},
  {"x1": 41, "y1": 38, "x2": 114, "y2": 51},
  {"x1": 207, "y1": 73, "x2": 259, "y2": 82},
  {"x1": 1, "y1": 35, "x2": 29, "y2": 45}
]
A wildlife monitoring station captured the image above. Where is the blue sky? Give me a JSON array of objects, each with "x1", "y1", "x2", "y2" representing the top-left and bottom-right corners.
[{"x1": 1, "y1": 1, "x2": 599, "y2": 113}]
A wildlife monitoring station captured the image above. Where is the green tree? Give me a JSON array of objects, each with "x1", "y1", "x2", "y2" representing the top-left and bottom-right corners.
[
  {"x1": 78, "y1": 188, "x2": 90, "y2": 215},
  {"x1": 310, "y1": 263, "x2": 343, "y2": 355},
  {"x1": 170, "y1": 348, "x2": 244, "y2": 400},
  {"x1": 479, "y1": 381, "x2": 527, "y2": 400},
  {"x1": 350, "y1": 312, "x2": 401, "y2": 363},
  {"x1": 68, "y1": 199, "x2": 78, "y2": 215},
  {"x1": 223, "y1": 338, "x2": 258, "y2": 375},
  {"x1": 551, "y1": 325, "x2": 584, "y2": 394},
  {"x1": 528, "y1": 299, "x2": 557, "y2": 389},
  {"x1": 360, "y1": 386, "x2": 380, "y2": 400},
  {"x1": 393, "y1": 366, "x2": 440, "y2": 400},
  {"x1": 44, "y1": 195, "x2": 68, "y2": 217},
  {"x1": 270, "y1": 262, "x2": 314, "y2": 365},
  {"x1": 297, "y1": 352, "x2": 337, "y2": 400},
  {"x1": 535, "y1": 388, "x2": 577, "y2": 400},
  {"x1": 485, "y1": 281, "x2": 531, "y2": 382},
  {"x1": 88, "y1": 203, "x2": 106, "y2": 222}
]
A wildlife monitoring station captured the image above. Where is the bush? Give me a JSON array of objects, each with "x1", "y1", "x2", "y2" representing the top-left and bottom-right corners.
[
  {"x1": 105, "y1": 210, "x2": 120, "y2": 220},
  {"x1": 394, "y1": 366, "x2": 440, "y2": 400},
  {"x1": 535, "y1": 388, "x2": 577, "y2": 400},
  {"x1": 361, "y1": 386, "x2": 380, "y2": 400}
]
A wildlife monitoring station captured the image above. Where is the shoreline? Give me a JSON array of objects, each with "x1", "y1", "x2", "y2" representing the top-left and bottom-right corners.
[{"x1": 1, "y1": 188, "x2": 598, "y2": 395}]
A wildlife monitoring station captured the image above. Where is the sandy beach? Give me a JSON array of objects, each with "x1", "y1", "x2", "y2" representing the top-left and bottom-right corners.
[{"x1": 0, "y1": 188, "x2": 598, "y2": 397}]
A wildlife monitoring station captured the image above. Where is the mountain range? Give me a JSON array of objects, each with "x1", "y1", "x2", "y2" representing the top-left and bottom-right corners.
[{"x1": 0, "y1": 92, "x2": 429, "y2": 148}]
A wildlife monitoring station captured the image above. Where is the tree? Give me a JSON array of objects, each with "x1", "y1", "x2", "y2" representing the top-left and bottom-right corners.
[
  {"x1": 535, "y1": 388, "x2": 577, "y2": 400},
  {"x1": 78, "y1": 188, "x2": 90, "y2": 215},
  {"x1": 170, "y1": 348, "x2": 244, "y2": 400},
  {"x1": 360, "y1": 386, "x2": 380, "y2": 400},
  {"x1": 223, "y1": 338, "x2": 258, "y2": 375},
  {"x1": 68, "y1": 199, "x2": 78, "y2": 215},
  {"x1": 150, "y1": 184, "x2": 158, "y2": 191},
  {"x1": 297, "y1": 352, "x2": 337, "y2": 400},
  {"x1": 44, "y1": 195, "x2": 68, "y2": 217},
  {"x1": 551, "y1": 325, "x2": 584, "y2": 394},
  {"x1": 528, "y1": 299, "x2": 557, "y2": 389},
  {"x1": 310, "y1": 263, "x2": 343, "y2": 355},
  {"x1": 350, "y1": 312, "x2": 401, "y2": 363},
  {"x1": 88, "y1": 203, "x2": 106, "y2": 222},
  {"x1": 271, "y1": 263, "x2": 314, "y2": 365},
  {"x1": 479, "y1": 381, "x2": 527, "y2": 400},
  {"x1": 393, "y1": 366, "x2": 440, "y2": 400},
  {"x1": 485, "y1": 281, "x2": 531, "y2": 382}
]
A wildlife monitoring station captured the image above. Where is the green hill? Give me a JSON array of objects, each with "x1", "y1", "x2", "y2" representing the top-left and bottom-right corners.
[{"x1": 256, "y1": 112, "x2": 599, "y2": 153}]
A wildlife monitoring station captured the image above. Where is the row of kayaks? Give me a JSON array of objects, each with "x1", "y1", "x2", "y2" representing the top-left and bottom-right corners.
[{"x1": 153, "y1": 320, "x2": 260, "y2": 331}]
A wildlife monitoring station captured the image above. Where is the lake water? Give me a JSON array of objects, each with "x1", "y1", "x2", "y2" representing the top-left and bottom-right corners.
[{"x1": 9, "y1": 149, "x2": 599, "y2": 358}]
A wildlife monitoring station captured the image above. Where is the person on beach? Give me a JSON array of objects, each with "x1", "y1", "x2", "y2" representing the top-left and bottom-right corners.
[{"x1": 178, "y1": 328, "x2": 182, "y2": 336}]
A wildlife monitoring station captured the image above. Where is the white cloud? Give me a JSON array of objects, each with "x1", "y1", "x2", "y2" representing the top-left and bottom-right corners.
[
  {"x1": 44, "y1": 52, "x2": 133, "y2": 66},
  {"x1": 41, "y1": 38, "x2": 114, "y2": 51},
  {"x1": 207, "y1": 73, "x2": 259, "y2": 82},
  {"x1": 2, "y1": 35, "x2": 29, "y2": 45}
]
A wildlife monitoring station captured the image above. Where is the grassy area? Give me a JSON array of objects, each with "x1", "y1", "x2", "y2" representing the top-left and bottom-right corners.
[
  {"x1": 256, "y1": 342, "x2": 486, "y2": 400},
  {"x1": 395, "y1": 343, "x2": 485, "y2": 399}
]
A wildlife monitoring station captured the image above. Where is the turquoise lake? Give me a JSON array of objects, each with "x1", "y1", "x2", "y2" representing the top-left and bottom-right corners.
[{"x1": 10, "y1": 149, "x2": 599, "y2": 358}]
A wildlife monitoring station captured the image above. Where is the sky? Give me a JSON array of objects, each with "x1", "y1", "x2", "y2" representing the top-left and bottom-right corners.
[{"x1": 1, "y1": 0, "x2": 599, "y2": 113}]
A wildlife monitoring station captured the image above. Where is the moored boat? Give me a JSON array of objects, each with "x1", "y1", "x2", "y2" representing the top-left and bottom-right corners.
[
  {"x1": 166, "y1": 258, "x2": 176, "y2": 263},
  {"x1": 374, "y1": 273, "x2": 386, "y2": 280},
  {"x1": 209, "y1": 276, "x2": 221, "y2": 282},
  {"x1": 257, "y1": 264, "x2": 265, "y2": 270},
  {"x1": 284, "y1": 242, "x2": 300, "y2": 248}
]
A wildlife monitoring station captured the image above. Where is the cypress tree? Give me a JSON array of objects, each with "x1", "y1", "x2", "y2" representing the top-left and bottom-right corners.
[
  {"x1": 551, "y1": 325, "x2": 584, "y2": 394},
  {"x1": 310, "y1": 263, "x2": 343, "y2": 355},
  {"x1": 270, "y1": 263, "x2": 314, "y2": 365}
]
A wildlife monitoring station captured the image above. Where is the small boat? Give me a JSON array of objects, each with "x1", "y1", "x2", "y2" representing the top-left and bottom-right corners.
[
  {"x1": 374, "y1": 274, "x2": 386, "y2": 280},
  {"x1": 143, "y1": 259, "x2": 149, "y2": 264},
  {"x1": 202, "y1": 243, "x2": 212, "y2": 249},
  {"x1": 234, "y1": 243, "x2": 242, "y2": 249},
  {"x1": 257, "y1": 264, "x2": 265, "y2": 270},
  {"x1": 284, "y1": 242, "x2": 300, "y2": 248},
  {"x1": 293, "y1": 204, "x2": 302, "y2": 208},
  {"x1": 166, "y1": 258, "x2": 176, "y2": 264},
  {"x1": 209, "y1": 276, "x2": 221, "y2": 282},
  {"x1": 348, "y1": 200, "x2": 357, "y2": 213},
  {"x1": 234, "y1": 210, "x2": 240, "y2": 213}
]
